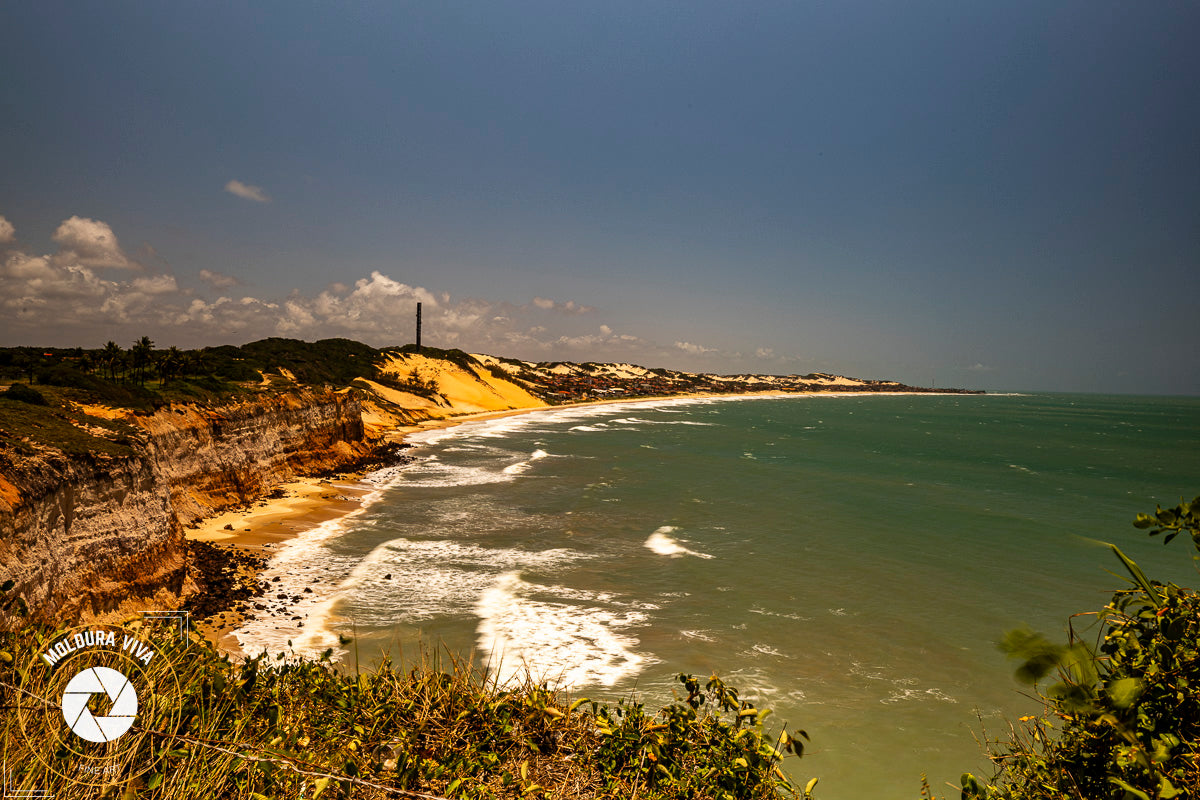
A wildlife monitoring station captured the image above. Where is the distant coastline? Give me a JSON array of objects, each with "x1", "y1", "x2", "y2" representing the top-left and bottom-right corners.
[{"x1": 0, "y1": 337, "x2": 980, "y2": 641}]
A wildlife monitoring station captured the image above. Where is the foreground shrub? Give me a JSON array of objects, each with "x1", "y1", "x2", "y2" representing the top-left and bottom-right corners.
[
  {"x1": 961, "y1": 497, "x2": 1200, "y2": 800},
  {"x1": 0, "y1": 611, "x2": 812, "y2": 799}
]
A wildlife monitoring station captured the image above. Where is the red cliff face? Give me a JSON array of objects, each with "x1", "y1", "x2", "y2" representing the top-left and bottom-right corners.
[
  {"x1": 0, "y1": 447, "x2": 177, "y2": 623},
  {"x1": 0, "y1": 389, "x2": 370, "y2": 623},
  {"x1": 137, "y1": 390, "x2": 368, "y2": 525}
]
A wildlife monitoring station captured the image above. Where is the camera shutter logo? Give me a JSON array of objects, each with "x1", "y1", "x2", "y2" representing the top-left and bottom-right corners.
[
  {"x1": 16, "y1": 621, "x2": 187, "y2": 788},
  {"x1": 60, "y1": 666, "x2": 139, "y2": 743}
]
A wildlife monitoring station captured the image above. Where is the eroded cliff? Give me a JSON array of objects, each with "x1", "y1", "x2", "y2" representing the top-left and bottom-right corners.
[
  {"x1": 139, "y1": 390, "x2": 369, "y2": 525},
  {"x1": 0, "y1": 389, "x2": 374, "y2": 623}
]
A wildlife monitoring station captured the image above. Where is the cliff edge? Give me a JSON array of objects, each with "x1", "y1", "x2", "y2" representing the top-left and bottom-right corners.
[{"x1": 0, "y1": 388, "x2": 374, "y2": 622}]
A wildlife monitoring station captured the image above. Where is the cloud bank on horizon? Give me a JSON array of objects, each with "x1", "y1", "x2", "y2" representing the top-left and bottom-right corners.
[{"x1": 0, "y1": 214, "x2": 716, "y2": 366}]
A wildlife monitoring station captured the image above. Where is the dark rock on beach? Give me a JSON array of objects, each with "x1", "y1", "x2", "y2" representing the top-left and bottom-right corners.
[{"x1": 182, "y1": 540, "x2": 269, "y2": 620}]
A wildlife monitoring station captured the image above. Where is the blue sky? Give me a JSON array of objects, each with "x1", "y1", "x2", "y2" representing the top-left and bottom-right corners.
[{"x1": 1, "y1": 2, "x2": 1197, "y2": 393}]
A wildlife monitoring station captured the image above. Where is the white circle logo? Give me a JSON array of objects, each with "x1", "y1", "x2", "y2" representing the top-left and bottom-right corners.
[{"x1": 60, "y1": 666, "x2": 138, "y2": 743}]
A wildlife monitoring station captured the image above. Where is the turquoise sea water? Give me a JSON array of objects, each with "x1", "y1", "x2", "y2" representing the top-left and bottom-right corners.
[{"x1": 235, "y1": 393, "x2": 1200, "y2": 798}]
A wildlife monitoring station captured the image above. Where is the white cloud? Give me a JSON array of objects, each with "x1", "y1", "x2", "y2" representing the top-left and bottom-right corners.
[
  {"x1": 51, "y1": 216, "x2": 136, "y2": 269},
  {"x1": 131, "y1": 274, "x2": 179, "y2": 295},
  {"x1": 0, "y1": 215, "x2": 14, "y2": 244},
  {"x1": 675, "y1": 341, "x2": 717, "y2": 355},
  {"x1": 2, "y1": 256, "x2": 166, "y2": 327},
  {"x1": 967, "y1": 363, "x2": 993, "y2": 371},
  {"x1": 224, "y1": 179, "x2": 271, "y2": 203},
  {"x1": 755, "y1": 347, "x2": 774, "y2": 359},
  {"x1": 529, "y1": 296, "x2": 593, "y2": 314},
  {"x1": 3, "y1": 252, "x2": 56, "y2": 281},
  {"x1": 199, "y1": 268, "x2": 241, "y2": 289}
]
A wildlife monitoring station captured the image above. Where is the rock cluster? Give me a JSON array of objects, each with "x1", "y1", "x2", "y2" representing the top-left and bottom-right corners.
[{"x1": 182, "y1": 540, "x2": 267, "y2": 619}]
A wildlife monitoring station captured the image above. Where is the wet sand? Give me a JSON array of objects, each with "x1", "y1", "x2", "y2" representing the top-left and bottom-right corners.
[{"x1": 186, "y1": 478, "x2": 376, "y2": 653}]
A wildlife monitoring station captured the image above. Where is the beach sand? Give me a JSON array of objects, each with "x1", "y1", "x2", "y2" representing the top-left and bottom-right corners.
[{"x1": 187, "y1": 478, "x2": 378, "y2": 652}]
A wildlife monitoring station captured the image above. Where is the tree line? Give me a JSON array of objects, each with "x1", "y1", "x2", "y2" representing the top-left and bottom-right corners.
[{"x1": 1, "y1": 338, "x2": 199, "y2": 387}]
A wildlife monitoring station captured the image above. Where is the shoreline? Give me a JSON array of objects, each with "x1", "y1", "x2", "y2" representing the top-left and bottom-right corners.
[
  {"x1": 188, "y1": 389, "x2": 969, "y2": 655},
  {"x1": 187, "y1": 478, "x2": 377, "y2": 654},
  {"x1": 185, "y1": 404, "x2": 572, "y2": 654}
]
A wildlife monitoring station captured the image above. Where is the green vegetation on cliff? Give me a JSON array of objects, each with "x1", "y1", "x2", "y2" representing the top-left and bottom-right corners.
[
  {"x1": 0, "y1": 384, "x2": 140, "y2": 457},
  {"x1": 0, "y1": 338, "x2": 402, "y2": 410}
]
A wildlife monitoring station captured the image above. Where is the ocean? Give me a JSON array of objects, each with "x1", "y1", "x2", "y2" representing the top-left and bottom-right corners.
[{"x1": 233, "y1": 392, "x2": 1200, "y2": 798}]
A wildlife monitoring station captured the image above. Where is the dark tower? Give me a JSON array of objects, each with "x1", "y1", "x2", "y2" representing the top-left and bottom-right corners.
[{"x1": 416, "y1": 302, "x2": 422, "y2": 350}]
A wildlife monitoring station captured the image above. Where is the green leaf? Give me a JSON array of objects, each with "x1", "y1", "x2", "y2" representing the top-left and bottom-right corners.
[
  {"x1": 1110, "y1": 544, "x2": 1162, "y2": 609},
  {"x1": 961, "y1": 773, "x2": 984, "y2": 798},
  {"x1": 999, "y1": 628, "x2": 1064, "y2": 684},
  {"x1": 1062, "y1": 642, "x2": 1099, "y2": 686},
  {"x1": 312, "y1": 777, "x2": 330, "y2": 798},
  {"x1": 1108, "y1": 778, "x2": 1150, "y2": 800},
  {"x1": 1105, "y1": 677, "x2": 1143, "y2": 709}
]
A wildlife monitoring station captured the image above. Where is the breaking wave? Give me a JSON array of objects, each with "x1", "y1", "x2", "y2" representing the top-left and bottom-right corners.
[{"x1": 643, "y1": 526, "x2": 714, "y2": 559}]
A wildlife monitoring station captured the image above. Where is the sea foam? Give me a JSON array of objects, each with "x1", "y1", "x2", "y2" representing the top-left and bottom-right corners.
[
  {"x1": 475, "y1": 572, "x2": 655, "y2": 688},
  {"x1": 502, "y1": 448, "x2": 550, "y2": 475},
  {"x1": 643, "y1": 526, "x2": 714, "y2": 559},
  {"x1": 232, "y1": 483, "x2": 386, "y2": 659}
]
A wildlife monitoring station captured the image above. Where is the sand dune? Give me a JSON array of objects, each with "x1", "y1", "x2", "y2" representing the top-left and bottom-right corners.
[{"x1": 376, "y1": 352, "x2": 547, "y2": 414}]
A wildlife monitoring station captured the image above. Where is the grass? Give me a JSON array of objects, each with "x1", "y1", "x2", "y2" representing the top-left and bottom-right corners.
[
  {"x1": 0, "y1": 618, "x2": 811, "y2": 800},
  {"x1": 0, "y1": 388, "x2": 139, "y2": 458}
]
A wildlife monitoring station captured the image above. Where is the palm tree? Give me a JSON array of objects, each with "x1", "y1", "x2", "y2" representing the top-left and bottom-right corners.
[
  {"x1": 14, "y1": 350, "x2": 37, "y2": 384},
  {"x1": 101, "y1": 341, "x2": 123, "y2": 381},
  {"x1": 157, "y1": 346, "x2": 184, "y2": 386},
  {"x1": 130, "y1": 336, "x2": 154, "y2": 386},
  {"x1": 185, "y1": 349, "x2": 207, "y2": 378}
]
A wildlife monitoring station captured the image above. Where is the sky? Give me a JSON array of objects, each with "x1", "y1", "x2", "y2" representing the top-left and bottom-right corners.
[{"x1": 1, "y1": 2, "x2": 1197, "y2": 394}]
